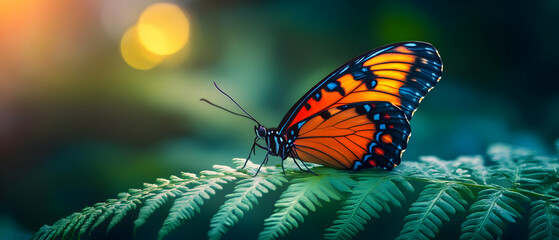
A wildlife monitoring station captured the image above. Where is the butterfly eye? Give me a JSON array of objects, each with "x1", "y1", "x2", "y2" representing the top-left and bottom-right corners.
[{"x1": 255, "y1": 126, "x2": 267, "y2": 138}]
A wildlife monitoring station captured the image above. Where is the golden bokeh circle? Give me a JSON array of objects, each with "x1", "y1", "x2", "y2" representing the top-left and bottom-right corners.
[
  {"x1": 137, "y1": 3, "x2": 189, "y2": 56},
  {"x1": 120, "y1": 26, "x2": 163, "y2": 70}
]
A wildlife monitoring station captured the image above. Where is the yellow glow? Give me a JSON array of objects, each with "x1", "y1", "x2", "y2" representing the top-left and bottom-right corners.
[
  {"x1": 0, "y1": 0, "x2": 23, "y2": 15},
  {"x1": 137, "y1": 3, "x2": 189, "y2": 55},
  {"x1": 120, "y1": 26, "x2": 163, "y2": 70}
]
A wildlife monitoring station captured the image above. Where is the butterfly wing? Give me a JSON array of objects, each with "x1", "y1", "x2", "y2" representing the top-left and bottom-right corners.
[
  {"x1": 287, "y1": 101, "x2": 410, "y2": 170},
  {"x1": 277, "y1": 41, "x2": 442, "y2": 134}
]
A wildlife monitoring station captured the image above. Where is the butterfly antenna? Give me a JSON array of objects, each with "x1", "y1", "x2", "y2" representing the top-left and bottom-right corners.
[
  {"x1": 211, "y1": 82, "x2": 261, "y2": 125},
  {"x1": 200, "y1": 98, "x2": 257, "y2": 123}
]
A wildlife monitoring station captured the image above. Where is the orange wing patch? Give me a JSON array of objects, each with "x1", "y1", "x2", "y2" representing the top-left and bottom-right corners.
[
  {"x1": 288, "y1": 74, "x2": 362, "y2": 129},
  {"x1": 362, "y1": 46, "x2": 414, "y2": 66},
  {"x1": 279, "y1": 42, "x2": 442, "y2": 134},
  {"x1": 294, "y1": 106, "x2": 376, "y2": 169},
  {"x1": 290, "y1": 101, "x2": 411, "y2": 170}
]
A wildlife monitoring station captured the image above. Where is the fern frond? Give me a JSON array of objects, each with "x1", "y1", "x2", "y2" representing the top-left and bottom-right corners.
[
  {"x1": 487, "y1": 143, "x2": 518, "y2": 168},
  {"x1": 158, "y1": 175, "x2": 235, "y2": 240},
  {"x1": 529, "y1": 199, "x2": 559, "y2": 240},
  {"x1": 517, "y1": 165, "x2": 559, "y2": 197},
  {"x1": 35, "y1": 209, "x2": 94, "y2": 240},
  {"x1": 32, "y1": 142, "x2": 559, "y2": 240},
  {"x1": 487, "y1": 143, "x2": 553, "y2": 166},
  {"x1": 208, "y1": 175, "x2": 288, "y2": 240},
  {"x1": 133, "y1": 174, "x2": 196, "y2": 231},
  {"x1": 77, "y1": 188, "x2": 142, "y2": 237},
  {"x1": 134, "y1": 188, "x2": 185, "y2": 230},
  {"x1": 397, "y1": 182, "x2": 473, "y2": 240},
  {"x1": 416, "y1": 156, "x2": 487, "y2": 184},
  {"x1": 34, "y1": 225, "x2": 52, "y2": 240},
  {"x1": 460, "y1": 188, "x2": 530, "y2": 240},
  {"x1": 78, "y1": 192, "x2": 140, "y2": 235},
  {"x1": 57, "y1": 213, "x2": 81, "y2": 240},
  {"x1": 324, "y1": 176, "x2": 412, "y2": 240},
  {"x1": 487, "y1": 143, "x2": 537, "y2": 167},
  {"x1": 106, "y1": 193, "x2": 142, "y2": 232},
  {"x1": 77, "y1": 204, "x2": 105, "y2": 237},
  {"x1": 89, "y1": 199, "x2": 120, "y2": 234},
  {"x1": 61, "y1": 213, "x2": 84, "y2": 239},
  {"x1": 258, "y1": 174, "x2": 355, "y2": 240}
]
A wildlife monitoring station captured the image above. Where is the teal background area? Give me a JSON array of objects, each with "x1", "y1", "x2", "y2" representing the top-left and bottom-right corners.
[{"x1": 1, "y1": 0, "x2": 558, "y2": 237}]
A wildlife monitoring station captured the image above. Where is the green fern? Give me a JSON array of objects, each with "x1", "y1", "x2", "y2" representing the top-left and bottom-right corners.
[
  {"x1": 77, "y1": 206, "x2": 104, "y2": 237},
  {"x1": 258, "y1": 173, "x2": 355, "y2": 240},
  {"x1": 208, "y1": 175, "x2": 288, "y2": 240},
  {"x1": 397, "y1": 182, "x2": 473, "y2": 240},
  {"x1": 529, "y1": 199, "x2": 559, "y2": 240},
  {"x1": 32, "y1": 143, "x2": 559, "y2": 240},
  {"x1": 460, "y1": 189, "x2": 530, "y2": 240},
  {"x1": 134, "y1": 175, "x2": 195, "y2": 230},
  {"x1": 158, "y1": 173, "x2": 235, "y2": 240},
  {"x1": 325, "y1": 176, "x2": 413, "y2": 240}
]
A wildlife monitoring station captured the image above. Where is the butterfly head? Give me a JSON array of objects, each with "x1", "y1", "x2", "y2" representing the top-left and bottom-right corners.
[{"x1": 255, "y1": 125, "x2": 268, "y2": 138}]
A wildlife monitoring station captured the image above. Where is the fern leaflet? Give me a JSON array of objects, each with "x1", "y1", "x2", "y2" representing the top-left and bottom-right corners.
[
  {"x1": 258, "y1": 174, "x2": 355, "y2": 240},
  {"x1": 397, "y1": 182, "x2": 473, "y2": 240},
  {"x1": 529, "y1": 199, "x2": 559, "y2": 240},
  {"x1": 87, "y1": 199, "x2": 118, "y2": 235},
  {"x1": 107, "y1": 193, "x2": 142, "y2": 232},
  {"x1": 158, "y1": 175, "x2": 235, "y2": 240},
  {"x1": 208, "y1": 175, "x2": 287, "y2": 240},
  {"x1": 77, "y1": 205, "x2": 105, "y2": 237},
  {"x1": 460, "y1": 188, "x2": 530, "y2": 240},
  {"x1": 133, "y1": 177, "x2": 192, "y2": 231},
  {"x1": 324, "y1": 176, "x2": 412, "y2": 240}
]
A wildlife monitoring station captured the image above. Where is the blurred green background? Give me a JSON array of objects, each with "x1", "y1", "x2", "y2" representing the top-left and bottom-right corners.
[{"x1": 1, "y1": 0, "x2": 558, "y2": 238}]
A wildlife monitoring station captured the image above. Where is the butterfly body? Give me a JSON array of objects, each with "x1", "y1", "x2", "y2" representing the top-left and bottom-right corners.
[
  {"x1": 207, "y1": 41, "x2": 442, "y2": 173},
  {"x1": 255, "y1": 126, "x2": 292, "y2": 160}
]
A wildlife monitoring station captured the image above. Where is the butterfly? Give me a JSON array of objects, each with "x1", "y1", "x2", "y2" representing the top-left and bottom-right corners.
[{"x1": 202, "y1": 41, "x2": 443, "y2": 173}]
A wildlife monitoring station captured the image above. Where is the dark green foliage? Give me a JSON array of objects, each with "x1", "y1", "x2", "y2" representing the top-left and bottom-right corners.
[
  {"x1": 33, "y1": 143, "x2": 559, "y2": 240},
  {"x1": 208, "y1": 175, "x2": 288, "y2": 240},
  {"x1": 529, "y1": 199, "x2": 559, "y2": 240},
  {"x1": 259, "y1": 173, "x2": 355, "y2": 240},
  {"x1": 157, "y1": 176, "x2": 235, "y2": 239},
  {"x1": 460, "y1": 189, "x2": 529, "y2": 240},
  {"x1": 397, "y1": 182, "x2": 473, "y2": 240},
  {"x1": 325, "y1": 176, "x2": 412, "y2": 240}
]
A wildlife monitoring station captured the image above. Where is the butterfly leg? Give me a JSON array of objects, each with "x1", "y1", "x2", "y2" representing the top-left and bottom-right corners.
[
  {"x1": 293, "y1": 159, "x2": 317, "y2": 175},
  {"x1": 290, "y1": 149, "x2": 317, "y2": 175},
  {"x1": 255, "y1": 143, "x2": 268, "y2": 150},
  {"x1": 243, "y1": 137, "x2": 259, "y2": 169},
  {"x1": 254, "y1": 151, "x2": 270, "y2": 176}
]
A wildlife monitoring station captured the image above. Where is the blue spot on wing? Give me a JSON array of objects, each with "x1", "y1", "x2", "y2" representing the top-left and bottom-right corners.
[
  {"x1": 297, "y1": 120, "x2": 307, "y2": 129},
  {"x1": 327, "y1": 82, "x2": 337, "y2": 90}
]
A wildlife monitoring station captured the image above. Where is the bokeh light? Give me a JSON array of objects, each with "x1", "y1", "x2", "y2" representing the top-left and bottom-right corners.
[
  {"x1": 119, "y1": 2, "x2": 190, "y2": 70},
  {"x1": 120, "y1": 26, "x2": 163, "y2": 70},
  {"x1": 137, "y1": 3, "x2": 189, "y2": 56}
]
